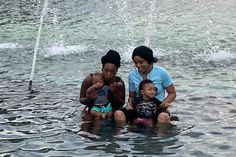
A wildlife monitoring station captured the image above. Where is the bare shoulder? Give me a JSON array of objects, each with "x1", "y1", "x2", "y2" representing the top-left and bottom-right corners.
[{"x1": 83, "y1": 74, "x2": 92, "y2": 83}]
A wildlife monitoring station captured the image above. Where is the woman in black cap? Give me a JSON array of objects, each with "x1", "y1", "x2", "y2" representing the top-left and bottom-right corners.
[
  {"x1": 114, "y1": 46, "x2": 176, "y2": 124},
  {"x1": 79, "y1": 50, "x2": 125, "y2": 120}
]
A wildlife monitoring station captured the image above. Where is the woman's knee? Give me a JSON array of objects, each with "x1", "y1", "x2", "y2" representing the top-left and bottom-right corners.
[
  {"x1": 114, "y1": 110, "x2": 126, "y2": 121},
  {"x1": 82, "y1": 110, "x2": 92, "y2": 121},
  {"x1": 157, "y1": 112, "x2": 170, "y2": 123}
]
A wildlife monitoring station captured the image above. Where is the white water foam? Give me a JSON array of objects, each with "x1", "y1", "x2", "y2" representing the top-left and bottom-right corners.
[
  {"x1": 119, "y1": 46, "x2": 165, "y2": 63},
  {"x1": 201, "y1": 50, "x2": 236, "y2": 62},
  {"x1": 0, "y1": 43, "x2": 22, "y2": 49},
  {"x1": 42, "y1": 43, "x2": 88, "y2": 57},
  {"x1": 119, "y1": 45, "x2": 135, "y2": 63}
]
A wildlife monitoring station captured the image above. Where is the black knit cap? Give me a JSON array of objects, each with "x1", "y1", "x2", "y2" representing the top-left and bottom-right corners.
[
  {"x1": 101, "y1": 50, "x2": 121, "y2": 68},
  {"x1": 132, "y1": 45, "x2": 158, "y2": 63}
]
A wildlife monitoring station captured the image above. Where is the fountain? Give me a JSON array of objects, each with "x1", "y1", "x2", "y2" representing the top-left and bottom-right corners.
[{"x1": 28, "y1": 0, "x2": 48, "y2": 92}]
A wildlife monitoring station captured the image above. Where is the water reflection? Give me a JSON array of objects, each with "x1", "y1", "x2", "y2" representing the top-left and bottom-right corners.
[
  {"x1": 79, "y1": 119, "x2": 183, "y2": 155},
  {"x1": 0, "y1": 79, "x2": 201, "y2": 156}
]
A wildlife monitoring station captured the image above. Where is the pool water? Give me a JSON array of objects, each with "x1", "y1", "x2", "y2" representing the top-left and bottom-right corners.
[{"x1": 0, "y1": 0, "x2": 236, "y2": 156}]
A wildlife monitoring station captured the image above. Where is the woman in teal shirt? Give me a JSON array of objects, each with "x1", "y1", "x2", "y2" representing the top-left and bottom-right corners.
[{"x1": 114, "y1": 46, "x2": 176, "y2": 124}]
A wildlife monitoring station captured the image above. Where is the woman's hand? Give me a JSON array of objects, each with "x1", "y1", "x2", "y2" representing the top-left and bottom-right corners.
[
  {"x1": 160, "y1": 102, "x2": 171, "y2": 109},
  {"x1": 110, "y1": 82, "x2": 123, "y2": 92},
  {"x1": 126, "y1": 93, "x2": 135, "y2": 110},
  {"x1": 126, "y1": 102, "x2": 133, "y2": 110}
]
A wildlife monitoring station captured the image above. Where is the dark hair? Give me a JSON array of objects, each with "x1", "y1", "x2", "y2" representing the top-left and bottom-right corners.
[
  {"x1": 101, "y1": 50, "x2": 121, "y2": 68},
  {"x1": 132, "y1": 45, "x2": 158, "y2": 64},
  {"x1": 138, "y1": 79, "x2": 157, "y2": 94}
]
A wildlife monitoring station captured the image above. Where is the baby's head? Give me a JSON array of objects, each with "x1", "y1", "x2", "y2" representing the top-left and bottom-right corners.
[
  {"x1": 138, "y1": 79, "x2": 157, "y2": 99},
  {"x1": 92, "y1": 73, "x2": 104, "y2": 88}
]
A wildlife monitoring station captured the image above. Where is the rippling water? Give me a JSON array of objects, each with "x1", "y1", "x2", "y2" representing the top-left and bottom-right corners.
[{"x1": 0, "y1": 0, "x2": 236, "y2": 156}]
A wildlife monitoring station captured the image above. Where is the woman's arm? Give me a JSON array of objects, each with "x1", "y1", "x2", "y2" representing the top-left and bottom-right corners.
[
  {"x1": 126, "y1": 91, "x2": 136, "y2": 110},
  {"x1": 128, "y1": 91, "x2": 136, "y2": 104},
  {"x1": 79, "y1": 75, "x2": 96, "y2": 105},
  {"x1": 160, "y1": 84, "x2": 176, "y2": 108},
  {"x1": 110, "y1": 79, "x2": 126, "y2": 109}
]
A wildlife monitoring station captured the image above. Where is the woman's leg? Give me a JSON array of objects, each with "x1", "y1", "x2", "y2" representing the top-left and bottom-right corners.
[
  {"x1": 156, "y1": 108, "x2": 171, "y2": 124},
  {"x1": 106, "y1": 111, "x2": 113, "y2": 119},
  {"x1": 114, "y1": 109, "x2": 138, "y2": 125},
  {"x1": 82, "y1": 107, "x2": 92, "y2": 121},
  {"x1": 157, "y1": 112, "x2": 170, "y2": 123},
  {"x1": 114, "y1": 110, "x2": 126, "y2": 125},
  {"x1": 90, "y1": 110, "x2": 103, "y2": 120}
]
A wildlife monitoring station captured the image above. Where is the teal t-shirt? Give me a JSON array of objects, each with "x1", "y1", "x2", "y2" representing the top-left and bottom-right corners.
[{"x1": 128, "y1": 65, "x2": 173, "y2": 101}]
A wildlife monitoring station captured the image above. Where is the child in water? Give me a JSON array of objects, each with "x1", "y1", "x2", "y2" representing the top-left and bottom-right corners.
[
  {"x1": 132, "y1": 79, "x2": 163, "y2": 126},
  {"x1": 86, "y1": 73, "x2": 113, "y2": 119}
]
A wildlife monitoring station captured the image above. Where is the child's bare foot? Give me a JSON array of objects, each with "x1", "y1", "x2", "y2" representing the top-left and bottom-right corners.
[{"x1": 101, "y1": 113, "x2": 107, "y2": 119}]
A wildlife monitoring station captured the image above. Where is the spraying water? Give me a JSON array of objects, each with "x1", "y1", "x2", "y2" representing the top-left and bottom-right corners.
[
  {"x1": 116, "y1": 0, "x2": 134, "y2": 46},
  {"x1": 144, "y1": 0, "x2": 156, "y2": 47},
  {"x1": 202, "y1": 0, "x2": 218, "y2": 53},
  {"x1": 28, "y1": 0, "x2": 48, "y2": 91}
]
